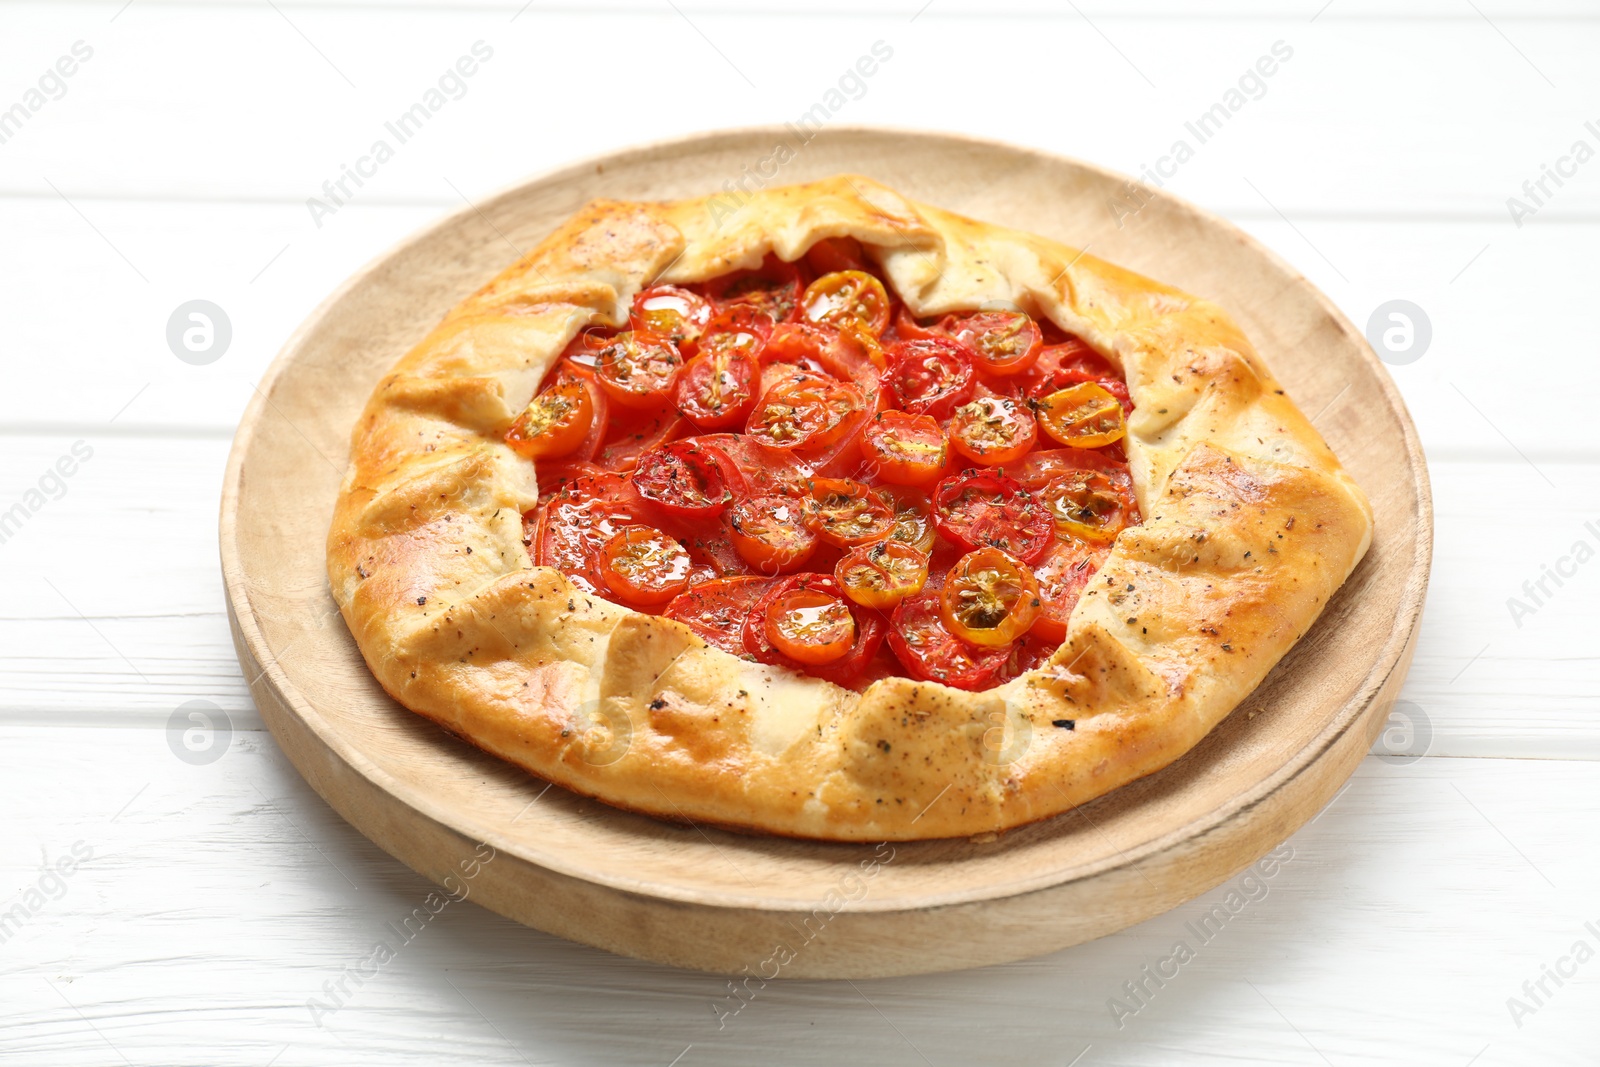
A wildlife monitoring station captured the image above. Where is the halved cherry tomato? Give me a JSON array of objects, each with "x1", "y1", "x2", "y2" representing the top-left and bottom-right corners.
[
  {"x1": 764, "y1": 586, "x2": 857, "y2": 665},
  {"x1": 948, "y1": 394, "x2": 1038, "y2": 467},
  {"x1": 1034, "y1": 382, "x2": 1126, "y2": 448},
  {"x1": 632, "y1": 440, "x2": 734, "y2": 521},
  {"x1": 675, "y1": 348, "x2": 760, "y2": 430},
  {"x1": 890, "y1": 304, "x2": 946, "y2": 343},
  {"x1": 859, "y1": 410, "x2": 948, "y2": 486},
  {"x1": 879, "y1": 485, "x2": 937, "y2": 553},
  {"x1": 663, "y1": 575, "x2": 774, "y2": 654},
  {"x1": 807, "y1": 478, "x2": 895, "y2": 548},
  {"x1": 932, "y1": 470, "x2": 1053, "y2": 563},
  {"x1": 1006, "y1": 446, "x2": 1132, "y2": 493},
  {"x1": 887, "y1": 591, "x2": 1015, "y2": 690},
  {"x1": 629, "y1": 285, "x2": 713, "y2": 351},
  {"x1": 594, "y1": 408, "x2": 685, "y2": 472},
  {"x1": 593, "y1": 332, "x2": 684, "y2": 409},
  {"x1": 1031, "y1": 540, "x2": 1110, "y2": 642},
  {"x1": 1036, "y1": 469, "x2": 1132, "y2": 544},
  {"x1": 698, "y1": 303, "x2": 773, "y2": 361},
  {"x1": 802, "y1": 270, "x2": 892, "y2": 336},
  {"x1": 945, "y1": 310, "x2": 1043, "y2": 376},
  {"x1": 744, "y1": 573, "x2": 886, "y2": 685},
  {"x1": 836, "y1": 540, "x2": 929, "y2": 610},
  {"x1": 560, "y1": 363, "x2": 611, "y2": 461},
  {"x1": 505, "y1": 369, "x2": 595, "y2": 461},
  {"x1": 535, "y1": 458, "x2": 604, "y2": 503},
  {"x1": 532, "y1": 473, "x2": 646, "y2": 595},
  {"x1": 804, "y1": 237, "x2": 871, "y2": 276},
  {"x1": 882, "y1": 337, "x2": 976, "y2": 418},
  {"x1": 939, "y1": 548, "x2": 1042, "y2": 647},
  {"x1": 679, "y1": 432, "x2": 809, "y2": 498},
  {"x1": 560, "y1": 326, "x2": 619, "y2": 369},
  {"x1": 700, "y1": 255, "x2": 803, "y2": 325},
  {"x1": 745, "y1": 373, "x2": 863, "y2": 451},
  {"x1": 597, "y1": 526, "x2": 693, "y2": 606},
  {"x1": 1020, "y1": 341, "x2": 1131, "y2": 409},
  {"x1": 727, "y1": 494, "x2": 819, "y2": 574}
]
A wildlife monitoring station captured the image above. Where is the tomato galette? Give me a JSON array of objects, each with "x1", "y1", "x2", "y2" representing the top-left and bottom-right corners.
[{"x1": 327, "y1": 176, "x2": 1372, "y2": 841}]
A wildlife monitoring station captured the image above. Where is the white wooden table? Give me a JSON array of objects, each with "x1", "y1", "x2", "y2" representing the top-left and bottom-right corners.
[{"x1": 4, "y1": 2, "x2": 1597, "y2": 1063}]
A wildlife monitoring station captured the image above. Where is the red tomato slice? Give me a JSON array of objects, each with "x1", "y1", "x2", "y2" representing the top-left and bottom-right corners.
[
  {"x1": 1031, "y1": 540, "x2": 1110, "y2": 643},
  {"x1": 1018, "y1": 340, "x2": 1131, "y2": 409},
  {"x1": 538, "y1": 361, "x2": 608, "y2": 462},
  {"x1": 948, "y1": 394, "x2": 1038, "y2": 467},
  {"x1": 882, "y1": 337, "x2": 976, "y2": 418},
  {"x1": 889, "y1": 304, "x2": 946, "y2": 344},
  {"x1": 595, "y1": 407, "x2": 686, "y2": 472},
  {"x1": 859, "y1": 410, "x2": 949, "y2": 486},
  {"x1": 763, "y1": 586, "x2": 858, "y2": 665},
  {"x1": 698, "y1": 303, "x2": 773, "y2": 361},
  {"x1": 662, "y1": 575, "x2": 775, "y2": 654},
  {"x1": 675, "y1": 433, "x2": 810, "y2": 497},
  {"x1": 807, "y1": 478, "x2": 895, "y2": 548},
  {"x1": 505, "y1": 368, "x2": 595, "y2": 462},
  {"x1": 801, "y1": 271, "x2": 892, "y2": 336},
  {"x1": 804, "y1": 237, "x2": 872, "y2": 276},
  {"x1": 596, "y1": 525, "x2": 694, "y2": 606},
  {"x1": 632, "y1": 440, "x2": 735, "y2": 521},
  {"x1": 559, "y1": 326, "x2": 619, "y2": 369},
  {"x1": 746, "y1": 373, "x2": 864, "y2": 452},
  {"x1": 744, "y1": 573, "x2": 886, "y2": 686},
  {"x1": 887, "y1": 590, "x2": 1014, "y2": 690},
  {"x1": 1036, "y1": 468, "x2": 1134, "y2": 545},
  {"x1": 531, "y1": 473, "x2": 648, "y2": 596},
  {"x1": 535, "y1": 459, "x2": 604, "y2": 503},
  {"x1": 593, "y1": 332, "x2": 684, "y2": 409},
  {"x1": 766, "y1": 321, "x2": 885, "y2": 380},
  {"x1": 629, "y1": 285, "x2": 713, "y2": 352},
  {"x1": 698, "y1": 255, "x2": 804, "y2": 326},
  {"x1": 1005, "y1": 446, "x2": 1133, "y2": 493},
  {"x1": 939, "y1": 547, "x2": 1042, "y2": 647},
  {"x1": 727, "y1": 494, "x2": 819, "y2": 574},
  {"x1": 944, "y1": 310, "x2": 1043, "y2": 376},
  {"x1": 675, "y1": 348, "x2": 760, "y2": 430},
  {"x1": 932, "y1": 470, "x2": 1054, "y2": 563},
  {"x1": 835, "y1": 540, "x2": 928, "y2": 610}
]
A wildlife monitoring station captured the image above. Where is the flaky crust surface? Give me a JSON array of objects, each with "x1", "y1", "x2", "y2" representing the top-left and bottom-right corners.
[{"x1": 326, "y1": 176, "x2": 1373, "y2": 841}]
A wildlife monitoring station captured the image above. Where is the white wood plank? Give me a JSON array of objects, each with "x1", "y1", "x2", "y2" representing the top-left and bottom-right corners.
[
  {"x1": 0, "y1": 434, "x2": 1594, "y2": 760},
  {"x1": 0, "y1": 5, "x2": 1595, "y2": 217},
  {"x1": 1, "y1": 731, "x2": 1595, "y2": 1065},
  {"x1": 2, "y1": 197, "x2": 1595, "y2": 462}
]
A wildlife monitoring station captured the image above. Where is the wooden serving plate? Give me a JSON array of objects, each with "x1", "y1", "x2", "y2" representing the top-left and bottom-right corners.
[{"x1": 221, "y1": 127, "x2": 1431, "y2": 978}]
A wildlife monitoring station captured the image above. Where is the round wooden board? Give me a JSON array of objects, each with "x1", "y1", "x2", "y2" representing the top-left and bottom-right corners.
[{"x1": 221, "y1": 127, "x2": 1432, "y2": 979}]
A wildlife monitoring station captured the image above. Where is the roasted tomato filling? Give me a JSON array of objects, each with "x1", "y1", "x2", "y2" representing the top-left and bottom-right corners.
[{"x1": 511, "y1": 254, "x2": 1141, "y2": 691}]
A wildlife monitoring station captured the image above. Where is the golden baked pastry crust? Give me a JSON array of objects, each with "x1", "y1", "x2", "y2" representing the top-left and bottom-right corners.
[{"x1": 326, "y1": 176, "x2": 1373, "y2": 841}]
